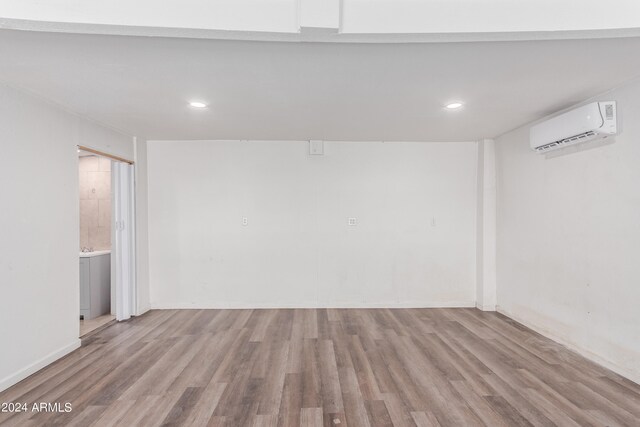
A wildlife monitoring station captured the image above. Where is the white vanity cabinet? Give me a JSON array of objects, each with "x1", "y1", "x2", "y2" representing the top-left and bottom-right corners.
[{"x1": 79, "y1": 251, "x2": 111, "y2": 320}]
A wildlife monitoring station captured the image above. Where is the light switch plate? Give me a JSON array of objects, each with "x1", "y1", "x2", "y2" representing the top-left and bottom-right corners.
[{"x1": 348, "y1": 217, "x2": 357, "y2": 226}]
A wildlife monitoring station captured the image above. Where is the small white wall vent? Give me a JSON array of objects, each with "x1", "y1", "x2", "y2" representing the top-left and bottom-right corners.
[{"x1": 530, "y1": 101, "x2": 617, "y2": 153}]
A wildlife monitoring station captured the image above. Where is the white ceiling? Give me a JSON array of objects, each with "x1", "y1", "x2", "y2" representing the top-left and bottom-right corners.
[{"x1": 2, "y1": 29, "x2": 640, "y2": 141}]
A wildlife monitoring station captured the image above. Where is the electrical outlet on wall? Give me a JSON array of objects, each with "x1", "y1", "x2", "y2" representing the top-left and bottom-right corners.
[
  {"x1": 348, "y1": 217, "x2": 357, "y2": 226},
  {"x1": 309, "y1": 140, "x2": 324, "y2": 155},
  {"x1": 242, "y1": 217, "x2": 248, "y2": 226}
]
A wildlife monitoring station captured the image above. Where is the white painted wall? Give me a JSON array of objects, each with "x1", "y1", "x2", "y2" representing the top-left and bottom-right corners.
[
  {"x1": 495, "y1": 79, "x2": 640, "y2": 383},
  {"x1": 0, "y1": 84, "x2": 132, "y2": 392},
  {"x1": 475, "y1": 139, "x2": 497, "y2": 311},
  {"x1": 134, "y1": 138, "x2": 151, "y2": 315},
  {"x1": 147, "y1": 140, "x2": 477, "y2": 308},
  {"x1": 2, "y1": 0, "x2": 640, "y2": 35},
  {"x1": 298, "y1": 0, "x2": 340, "y2": 31}
]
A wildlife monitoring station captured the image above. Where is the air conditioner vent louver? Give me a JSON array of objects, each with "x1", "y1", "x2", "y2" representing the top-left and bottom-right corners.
[{"x1": 534, "y1": 130, "x2": 597, "y2": 152}]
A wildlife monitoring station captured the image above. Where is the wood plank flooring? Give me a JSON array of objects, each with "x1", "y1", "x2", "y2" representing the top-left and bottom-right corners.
[
  {"x1": 80, "y1": 314, "x2": 116, "y2": 338},
  {"x1": 1, "y1": 308, "x2": 639, "y2": 426}
]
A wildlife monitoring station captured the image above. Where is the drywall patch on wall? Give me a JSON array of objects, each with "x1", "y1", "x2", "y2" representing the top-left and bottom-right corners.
[
  {"x1": 495, "y1": 78, "x2": 640, "y2": 384},
  {"x1": 147, "y1": 140, "x2": 478, "y2": 308}
]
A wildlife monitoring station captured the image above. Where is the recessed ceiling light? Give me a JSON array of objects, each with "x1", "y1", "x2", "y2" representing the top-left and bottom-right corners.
[
  {"x1": 189, "y1": 101, "x2": 208, "y2": 108},
  {"x1": 445, "y1": 102, "x2": 463, "y2": 110}
]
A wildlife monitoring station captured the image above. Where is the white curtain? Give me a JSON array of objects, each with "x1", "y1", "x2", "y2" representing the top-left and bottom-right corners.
[{"x1": 113, "y1": 162, "x2": 136, "y2": 321}]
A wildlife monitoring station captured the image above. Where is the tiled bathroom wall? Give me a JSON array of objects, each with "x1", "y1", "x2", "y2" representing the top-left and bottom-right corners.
[{"x1": 79, "y1": 156, "x2": 111, "y2": 250}]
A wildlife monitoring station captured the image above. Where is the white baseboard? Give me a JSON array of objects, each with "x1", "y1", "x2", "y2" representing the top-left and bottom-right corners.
[
  {"x1": 497, "y1": 306, "x2": 640, "y2": 386},
  {"x1": 151, "y1": 301, "x2": 477, "y2": 310},
  {"x1": 0, "y1": 339, "x2": 81, "y2": 392},
  {"x1": 476, "y1": 303, "x2": 496, "y2": 311}
]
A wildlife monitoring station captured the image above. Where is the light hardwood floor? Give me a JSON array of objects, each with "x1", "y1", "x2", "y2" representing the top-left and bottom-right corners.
[
  {"x1": 80, "y1": 314, "x2": 116, "y2": 337},
  {"x1": 1, "y1": 308, "x2": 639, "y2": 426}
]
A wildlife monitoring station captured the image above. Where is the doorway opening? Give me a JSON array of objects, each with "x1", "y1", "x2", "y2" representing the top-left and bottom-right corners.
[
  {"x1": 78, "y1": 146, "x2": 136, "y2": 337},
  {"x1": 78, "y1": 149, "x2": 115, "y2": 336}
]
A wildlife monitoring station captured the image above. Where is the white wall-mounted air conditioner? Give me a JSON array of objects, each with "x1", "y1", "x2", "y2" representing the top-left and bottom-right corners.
[{"x1": 530, "y1": 101, "x2": 617, "y2": 153}]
